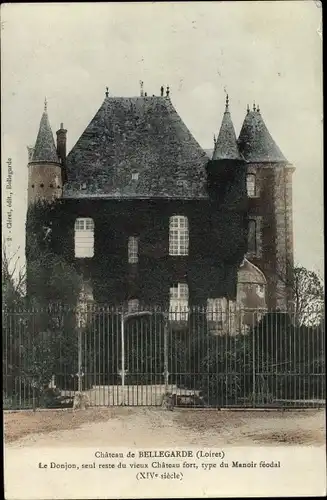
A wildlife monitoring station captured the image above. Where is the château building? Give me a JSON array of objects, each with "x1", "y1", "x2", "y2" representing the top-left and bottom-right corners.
[{"x1": 26, "y1": 86, "x2": 294, "y2": 328}]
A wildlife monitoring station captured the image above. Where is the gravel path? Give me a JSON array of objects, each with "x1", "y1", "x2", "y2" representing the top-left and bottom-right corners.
[{"x1": 5, "y1": 407, "x2": 326, "y2": 448}]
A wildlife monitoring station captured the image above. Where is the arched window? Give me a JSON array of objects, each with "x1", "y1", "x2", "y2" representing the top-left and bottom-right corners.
[
  {"x1": 248, "y1": 219, "x2": 257, "y2": 254},
  {"x1": 246, "y1": 174, "x2": 256, "y2": 197},
  {"x1": 74, "y1": 217, "x2": 94, "y2": 258},
  {"x1": 169, "y1": 215, "x2": 189, "y2": 256}
]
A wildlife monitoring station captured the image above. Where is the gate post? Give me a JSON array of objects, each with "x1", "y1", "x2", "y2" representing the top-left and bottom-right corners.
[
  {"x1": 77, "y1": 286, "x2": 89, "y2": 394},
  {"x1": 252, "y1": 310, "x2": 256, "y2": 407},
  {"x1": 77, "y1": 327, "x2": 82, "y2": 392},
  {"x1": 120, "y1": 308, "x2": 126, "y2": 405},
  {"x1": 163, "y1": 313, "x2": 170, "y2": 392}
]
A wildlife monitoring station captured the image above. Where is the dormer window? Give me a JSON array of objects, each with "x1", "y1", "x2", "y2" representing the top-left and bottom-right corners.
[
  {"x1": 176, "y1": 180, "x2": 188, "y2": 190},
  {"x1": 132, "y1": 172, "x2": 139, "y2": 181},
  {"x1": 81, "y1": 183, "x2": 87, "y2": 190}
]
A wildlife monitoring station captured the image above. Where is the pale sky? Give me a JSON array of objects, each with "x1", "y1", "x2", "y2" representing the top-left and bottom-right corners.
[{"x1": 1, "y1": 1, "x2": 323, "y2": 275}]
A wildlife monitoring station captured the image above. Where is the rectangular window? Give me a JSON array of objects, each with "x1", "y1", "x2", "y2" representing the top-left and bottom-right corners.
[
  {"x1": 169, "y1": 283, "x2": 189, "y2": 321},
  {"x1": 128, "y1": 299, "x2": 139, "y2": 313},
  {"x1": 248, "y1": 219, "x2": 257, "y2": 254},
  {"x1": 206, "y1": 298, "x2": 225, "y2": 324},
  {"x1": 128, "y1": 236, "x2": 139, "y2": 264},
  {"x1": 169, "y1": 215, "x2": 189, "y2": 256},
  {"x1": 247, "y1": 174, "x2": 256, "y2": 197},
  {"x1": 206, "y1": 299, "x2": 237, "y2": 335},
  {"x1": 75, "y1": 218, "x2": 94, "y2": 258}
]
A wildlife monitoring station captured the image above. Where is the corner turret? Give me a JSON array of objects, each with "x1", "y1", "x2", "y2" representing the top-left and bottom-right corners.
[
  {"x1": 238, "y1": 103, "x2": 287, "y2": 163},
  {"x1": 206, "y1": 95, "x2": 246, "y2": 204},
  {"x1": 212, "y1": 94, "x2": 243, "y2": 161},
  {"x1": 237, "y1": 104, "x2": 295, "y2": 310},
  {"x1": 206, "y1": 95, "x2": 248, "y2": 268},
  {"x1": 27, "y1": 99, "x2": 63, "y2": 205}
]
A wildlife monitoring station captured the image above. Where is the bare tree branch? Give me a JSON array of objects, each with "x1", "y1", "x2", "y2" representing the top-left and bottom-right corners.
[{"x1": 275, "y1": 256, "x2": 324, "y2": 326}]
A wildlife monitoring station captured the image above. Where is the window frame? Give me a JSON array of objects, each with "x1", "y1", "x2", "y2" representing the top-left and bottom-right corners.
[
  {"x1": 128, "y1": 298, "x2": 139, "y2": 313},
  {"x1": 169, "y1": 215, "x2": 189, "y2": 256},
  {"x1": 74, "y1": 217, "x2": 95, "y2": 259},
  {"x1": 169, "y1": 282, "x2": 189, "y2": 321},
  {"x1": 128, "y1": 236, "x2": 139, "y2": 264},
  {"x1": 246, "y1": 173, "x2": 257, "y2": 198},
  {"x1": 247, "y1": 218, "x2": 257, "y2": 255}
]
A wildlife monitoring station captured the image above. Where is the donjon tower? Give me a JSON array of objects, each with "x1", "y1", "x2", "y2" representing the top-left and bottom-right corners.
[{"x1": 237, "y1": 103, "x2": 295, "y2": 310}]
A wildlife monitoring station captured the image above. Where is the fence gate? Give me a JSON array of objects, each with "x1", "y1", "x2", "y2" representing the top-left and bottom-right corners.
[
  {"x1": 3, "y1": 306, "x2": 325, "y2": 410},
  {"x1": 82, "y1": 309, "x2": 170, "y2": 406}
]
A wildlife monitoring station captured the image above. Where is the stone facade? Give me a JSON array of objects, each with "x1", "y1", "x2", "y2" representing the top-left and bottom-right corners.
[
  {"x1": 242, "y1": 162, "x2": 294, "y2": 310},
  {"x1": 48, "y1": 198, "x2": 247, "y2": 307},
  {"x1": 28, "y1": 163, "x2": 62, "y2": 205},
  {"x1": 25, "y1": 94, "x2": 294, "y2": 315}
]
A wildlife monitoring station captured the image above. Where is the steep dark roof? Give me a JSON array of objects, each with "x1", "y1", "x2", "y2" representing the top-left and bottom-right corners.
[
  {"x1": 31, "y1": 111, "x2": 59, "y2": 163},
  {"x1": 238, "y1": 109, "x2": 287, "y2": 163},
  {"x1": 63, "y1": 96, "x2": 209, "y2": 199},
  {"x1": 212, "y1": 106, "x2": 242, "y2": 161}
]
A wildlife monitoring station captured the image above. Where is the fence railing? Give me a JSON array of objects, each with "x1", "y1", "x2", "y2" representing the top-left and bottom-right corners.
[{"x1": 2, "y1": 305, "x2": 325, "y2": 410}]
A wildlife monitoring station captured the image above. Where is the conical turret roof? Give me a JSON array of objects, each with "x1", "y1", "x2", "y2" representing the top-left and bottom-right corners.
[
  {"x1": 31, "y1": 100, "x2": 59, "y2": 163},
  {"x1": 238, "y1": 106, "x2": 287, "y2": 163},
  {"x1": 212, "y1": 96, "x2": 242, "y2": 161}
]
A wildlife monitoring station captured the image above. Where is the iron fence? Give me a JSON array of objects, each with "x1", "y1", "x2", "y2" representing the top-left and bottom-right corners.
[{"x1": 2, "y1": 304, "x2": 325, "y2": 410}]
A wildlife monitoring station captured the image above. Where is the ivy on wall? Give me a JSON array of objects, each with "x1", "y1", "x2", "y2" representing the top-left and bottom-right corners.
[{"x1": 26, "y1": 199, "x2": 82, "y2": 307}]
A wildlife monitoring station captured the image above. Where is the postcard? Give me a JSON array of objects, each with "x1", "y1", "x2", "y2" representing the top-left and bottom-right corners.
[{"x1": 2, "y1": 1, "x2": 325, "y2": 498}]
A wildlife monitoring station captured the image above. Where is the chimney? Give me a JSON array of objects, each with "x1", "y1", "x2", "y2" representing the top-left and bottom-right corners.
[
  {"x1": 27, "y1": 146, "x2": 35, "y2": 162},
  {"x1": 56, "y1": 123, "x2": 67, "y2": 183},
  {"x1": 56, "y1": 123, "x2": 67, "y2": 163}
]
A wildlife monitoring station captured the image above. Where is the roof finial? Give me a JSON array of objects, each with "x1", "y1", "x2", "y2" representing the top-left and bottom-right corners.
[
  {"x1": 44, "y1": 97, "x2": 47, "y2": 113},
  {"x1": 247, "y1": 104, "x2": 250, "y2": 114},
  {"x1": 105, "y1": 87, "x2": 109, "y2": 98},
  {"x1": 166, "y1": 85, "x2": 170, "y2": 98},
  {"x1": 225, "y1": 93, "x2": 229, "y2": 112},
  {"x1": 256, "y1": 104, "x2": 260, "y2": 113},
  {"x1": 253, "y1": 101, "x2": 256, "y2": 112},
  {"x1": 139, "y1": 80, "x2": 144, "y2": 97},
  {"x1": 160, "y1": 85, "x2": 164, "y2": 97}
]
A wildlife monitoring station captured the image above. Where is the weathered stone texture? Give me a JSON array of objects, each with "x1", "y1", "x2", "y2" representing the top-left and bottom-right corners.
[{"x1": 28, "y1": 163, "x2": 62, "y2": 204}]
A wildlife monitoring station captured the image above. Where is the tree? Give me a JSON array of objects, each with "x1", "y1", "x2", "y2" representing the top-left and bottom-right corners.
[
  {"x1": 276, "y1": 259, "x2": 324, "y2": 326},
  {"x1": 2, "y1": 242, "x2": 26, "y2": 310},
  {"x1": 292, "y1": 267, "x2": 324, "y2": 326},
  {"x1": 3, "y1": 199, "x2": 84, "y2": 408}
]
